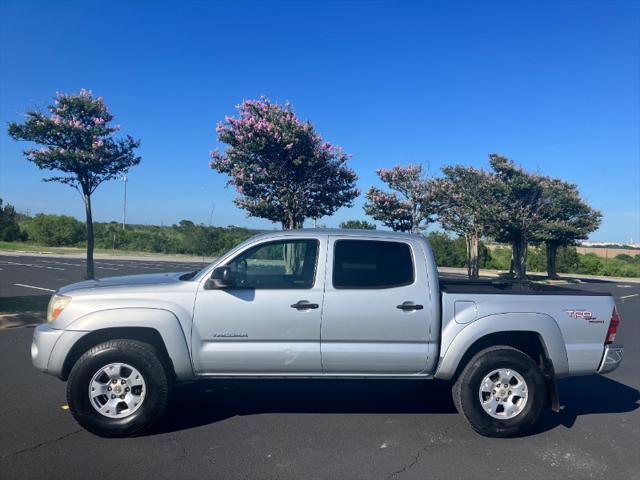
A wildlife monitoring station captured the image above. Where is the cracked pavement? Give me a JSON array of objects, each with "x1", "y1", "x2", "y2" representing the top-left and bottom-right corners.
[{"x1": 1, "y1": 267, "x2": 638, "y2": 479}]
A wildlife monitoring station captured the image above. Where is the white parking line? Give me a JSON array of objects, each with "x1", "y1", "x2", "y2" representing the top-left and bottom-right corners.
[
  {"x1": 619, "y1": 293, "x2": 639, "y2": 300},
  {"x1": 91, "y1": 261, "x2": 161, "y2": 270},
  {"x1": 0, "y1": 261, "x2": 64, "y2": 271},
  {"x1": 14, "y1": 283, "x2": 56, "y2": 292},
  {"x1": 38, "y1": 260, "x2": 120, "y2": 271}
]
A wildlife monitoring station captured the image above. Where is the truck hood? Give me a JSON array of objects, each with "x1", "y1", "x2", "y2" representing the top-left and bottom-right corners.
[{"x1": 58, "y1": 271, "x2": 189, "y2": 294}]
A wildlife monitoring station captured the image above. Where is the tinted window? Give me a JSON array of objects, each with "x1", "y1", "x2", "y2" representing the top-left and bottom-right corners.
[
  {"x1": 228, "y1": 239, "x2": 318, "y2": 289},
  {"x1": 333, "y1": 240, "x2": 414, "y2": 289}
]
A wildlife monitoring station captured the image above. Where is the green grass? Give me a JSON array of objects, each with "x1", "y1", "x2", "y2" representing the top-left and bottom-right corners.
[
  {"x1": 0, "y1": 241, "x2": 203, "y2": 258},
  {"x1": 0, "y1": 241, "x2": 85, "y2": 254},
  {"x1": 487, "y1": 246, "x2": 640, "y2": 278},
  {"x1": 0, "y1": 295, "x2": 50, "y2": 314}
]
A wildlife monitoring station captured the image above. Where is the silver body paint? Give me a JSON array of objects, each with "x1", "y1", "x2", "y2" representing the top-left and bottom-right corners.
[{"x1": 31, "y1": 229, "x2": 622, "y2": 382}]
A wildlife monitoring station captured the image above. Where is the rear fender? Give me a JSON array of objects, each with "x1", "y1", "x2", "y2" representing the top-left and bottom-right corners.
[{"x1": 434, "y1": 312, "x2": 569, "y2": 381}]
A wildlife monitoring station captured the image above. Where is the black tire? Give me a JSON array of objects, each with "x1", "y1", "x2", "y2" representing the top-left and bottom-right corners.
[
  {"x1": 67, "y1": 339, "x2": 170, "y2": 437},
  {"x1": 452, "y1": 346, "x2": 547, "y2": 437}
]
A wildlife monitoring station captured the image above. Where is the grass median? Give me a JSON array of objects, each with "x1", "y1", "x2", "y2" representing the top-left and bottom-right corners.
[{"x1": 0, "y1": 295, "x2": 49, "y2": 329}]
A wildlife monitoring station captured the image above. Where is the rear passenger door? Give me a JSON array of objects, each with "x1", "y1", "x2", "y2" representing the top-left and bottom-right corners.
[{"x1": 321, "y1": 236, "x2": 431, "y2": 374}]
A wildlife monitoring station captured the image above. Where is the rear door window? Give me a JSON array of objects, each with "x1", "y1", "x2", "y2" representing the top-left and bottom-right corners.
[{"x1": 332, "y1": 240, "x2": 414, "y2": 289}]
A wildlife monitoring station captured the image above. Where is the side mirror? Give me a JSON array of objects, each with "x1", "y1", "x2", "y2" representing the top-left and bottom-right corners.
[{"x1": 207, "y1": 266, "x2": 234, "y2": 289}]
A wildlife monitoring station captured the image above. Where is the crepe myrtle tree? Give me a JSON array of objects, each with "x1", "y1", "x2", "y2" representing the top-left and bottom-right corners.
[
  {"x1": 536, "y1": 177, "x2": 602, "y2": 278},
  {"x1": 433, "y1": 165, "x2": 498, "y2": 279},
  {"x1": 210, "y1": 97, "x2": 358, "y2": 273},
  {"x1": 210, "y1": 97, "x2": 359, "y2": 230},
  {"x1": 488, "y1": 154, "x2": 549, "y2": 280},
  {"x1": 364, "y1": 164, "x2": 436, "y2": 233},
  {"x1": 8, "y1": 89, "x2": 141, "y2": 279}
]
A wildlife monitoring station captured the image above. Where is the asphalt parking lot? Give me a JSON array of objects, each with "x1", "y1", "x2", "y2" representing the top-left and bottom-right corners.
[
  {"x1": 0, "y1": 254, "x2": 638, "y2": 479},
  {"x1": 0, "y1": 253, "x2": 208, "y2": 297}
]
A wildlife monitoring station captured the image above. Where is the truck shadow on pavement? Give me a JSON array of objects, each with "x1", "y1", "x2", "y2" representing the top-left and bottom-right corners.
[
  {"x1": 536, "y1": 375, "x2": 640, "y2": 432},
  {"x1": 151, "y1": 375, "x2": 639, "y2": 436}
]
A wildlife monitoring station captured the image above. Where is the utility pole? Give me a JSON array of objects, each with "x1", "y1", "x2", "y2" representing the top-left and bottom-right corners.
[
  {"x1": 209, "y1": 203, "x2": 215, "y2": 226},
  {"x1": 122, "y1": 175, "x2": 128, "y2": 230}
]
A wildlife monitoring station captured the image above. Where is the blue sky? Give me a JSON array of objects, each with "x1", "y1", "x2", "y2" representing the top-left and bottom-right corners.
[{"x1": 1, "y1": 0, "x2": 638, "y2": 241}]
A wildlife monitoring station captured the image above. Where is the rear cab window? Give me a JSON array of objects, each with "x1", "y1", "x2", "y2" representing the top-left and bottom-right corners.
[{"x1": 332, "y1": 239, "x2": 414, "y2": 289}]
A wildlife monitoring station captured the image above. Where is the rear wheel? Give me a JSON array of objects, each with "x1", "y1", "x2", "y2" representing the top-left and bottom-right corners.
[
  {"x1": 67, "y1": 339, "x2": 170, "y2": 437},
  {"x1": 452, "y1": 346, "x2": 547, "y2": 437}
]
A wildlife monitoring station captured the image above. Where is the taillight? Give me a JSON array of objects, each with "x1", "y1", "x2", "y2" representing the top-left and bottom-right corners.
[{"x1": 605, "y1": 307, "x2": 620, "y2": 344}]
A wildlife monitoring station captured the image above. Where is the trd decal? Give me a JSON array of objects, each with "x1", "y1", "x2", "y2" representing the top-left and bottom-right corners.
[{"x1": 563, "y1": 309, "x2": 603, "y2": 323}]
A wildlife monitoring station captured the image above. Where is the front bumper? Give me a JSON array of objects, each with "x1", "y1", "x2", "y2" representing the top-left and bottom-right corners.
[
  {"x1": 31, "y1": 324, "x2": 64, "y2": 373},
  {"x1": 31, "y1": 324, "x2": 87, "y2": 378},
  {"x1": 597, "y1": 344, "x2": 624, "y2": 374}
]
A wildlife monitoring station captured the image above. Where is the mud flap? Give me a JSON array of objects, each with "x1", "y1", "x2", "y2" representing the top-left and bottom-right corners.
[{"x1": 541, "y1": 355, "x2": 561, "y2": 412}]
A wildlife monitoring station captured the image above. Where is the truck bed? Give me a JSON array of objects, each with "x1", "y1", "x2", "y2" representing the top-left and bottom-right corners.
[{"x1": 439, "y1": 278, "x2": 611, "y2": 296}]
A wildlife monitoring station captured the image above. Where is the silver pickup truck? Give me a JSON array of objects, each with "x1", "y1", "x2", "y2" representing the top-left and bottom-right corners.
[{"x1": 31, "y1": 229, "x2": 624, "y2": 438}]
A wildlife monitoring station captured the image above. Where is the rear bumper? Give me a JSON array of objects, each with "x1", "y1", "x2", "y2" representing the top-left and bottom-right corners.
[{"x1": 597, "y1": 344, "x2": 624, "y2": 374}]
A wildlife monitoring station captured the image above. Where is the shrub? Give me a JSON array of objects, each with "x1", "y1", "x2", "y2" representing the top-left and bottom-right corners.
[
  {"x1": 577, "y1": 253, "x2": 603, "y2": 275},
  {"x1": 0, "y1": 199, "x2": 21, "y2": 241},
  {"x1": 484, "y1": 247, "x2": 511, "y2": 270},
  {"x1": 339, "y1": 220, "x2": 376, "y2": 230},
  {"x1": 555, "y1": 246, "x2": 581, "y2": 273},
  {"x1": 24, "y1": 214, "x2": 85, "y2": 246},
  {"x1": 426, "y1": 232, "x2": 491, "y2": 269}
]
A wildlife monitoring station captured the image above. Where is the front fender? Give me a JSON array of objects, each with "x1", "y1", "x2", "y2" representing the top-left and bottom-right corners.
[
  {"x1": 434, "y1": 312, "x2": 569, "y2": 381},
  {"x1": 49, "y1": 308, "x2": 194, "y2": 381}
]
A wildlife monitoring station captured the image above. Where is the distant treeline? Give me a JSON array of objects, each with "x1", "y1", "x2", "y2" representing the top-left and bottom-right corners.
[
  {"x1": 2, "y1": 212, "x2": 639, "y2": 277},
  {"x1": 10, "y1": 213, "x2": 263, "y2": 257},
  {"x1": 427, "y1": 232, "x2": 640, "y2": 277}
]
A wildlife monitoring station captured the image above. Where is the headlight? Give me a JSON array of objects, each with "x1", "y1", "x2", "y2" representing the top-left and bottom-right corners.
[{"x1": 47, "y1": 294, "x2": 71, "y2": 323}]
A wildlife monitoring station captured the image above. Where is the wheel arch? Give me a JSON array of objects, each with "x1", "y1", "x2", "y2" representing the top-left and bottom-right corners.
[
  {"x1": 53, "y1": 308, "x2": 195, "y2": 382},
  {"x1": 435, "y1": 313, "x2": 569, "y2": 382},
  {"x1": 61, "y1": 327, "x2": 173, "y2": 381}
]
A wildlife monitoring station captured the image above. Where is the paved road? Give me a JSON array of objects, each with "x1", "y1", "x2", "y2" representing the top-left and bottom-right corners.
[
  {"x1": 0, "y1": 256, "x2": 638, "y2": 479},
  {"x1": 0, "y1": 254, "x2": 208, "y2": 298}
]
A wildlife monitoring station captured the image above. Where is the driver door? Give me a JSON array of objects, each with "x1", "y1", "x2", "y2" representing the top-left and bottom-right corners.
[{"x1": 191, "y1": 237, "x2": 325, "y2": 374}]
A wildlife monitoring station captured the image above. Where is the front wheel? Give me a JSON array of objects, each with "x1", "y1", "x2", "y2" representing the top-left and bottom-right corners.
[
  {"x1": 67, "y1": 339, "x2": 170, "y2": 437},
  {"x1": 452, "y1": 346, "x2": 547, "y2": 437}
]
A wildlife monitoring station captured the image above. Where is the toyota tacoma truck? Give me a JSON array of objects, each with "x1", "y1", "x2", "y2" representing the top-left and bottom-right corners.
[{"x1": 31, "y1": 230, "x2": 624, "y2": 437}]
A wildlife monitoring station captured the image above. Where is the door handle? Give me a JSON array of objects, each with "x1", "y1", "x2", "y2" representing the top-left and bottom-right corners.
[
  {"x1": 291, "y1": 301, "x2": 319, "y2": 310},
  {"x1": 396, "y1": 302, "x2": 424, "y2": 311}
]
